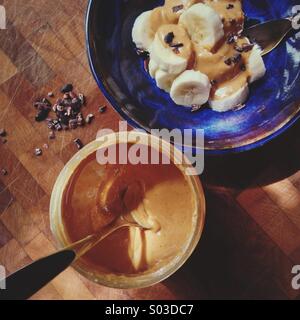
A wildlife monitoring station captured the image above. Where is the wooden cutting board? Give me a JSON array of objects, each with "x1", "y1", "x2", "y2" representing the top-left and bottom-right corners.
[{"x1": 0, "y1": 0, "x2": 300, "y2": 300}]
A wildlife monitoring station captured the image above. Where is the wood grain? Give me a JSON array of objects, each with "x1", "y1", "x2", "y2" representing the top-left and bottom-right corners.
[{"x1": 0, "y1": 0, "x2": 300, "y2": 300}]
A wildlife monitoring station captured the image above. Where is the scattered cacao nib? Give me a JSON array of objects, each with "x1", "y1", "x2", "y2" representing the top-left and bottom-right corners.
[
  {"x1": 34, "y1": 148, "x2": 43, "y2": 156},
  {"x1": 61, "y1": 84, "x2": 73, "y2": 94},
  {"x1": 85, "y1": 114, "x2": 95, "y2": 124},
  {"x1": 242, "y1": 43, "x2": 254, "y2": 52},
  {"x1": 63, "y1": 93, "x2": 70, "y2": 100},
  {"x1": 74, "y1": 138, "x2": 84, "y2": 150},
  {"x1": 232, "y1": 53, "x2": 242, "y2": 64},
  {"x1": 49, "y1": 131, "x2": 55, "y2": 140},
  {"x1": 69, "y1": 92, "x2": 77, "y2": 99},
  {"x1": 66, "y1": 106, "x2": 72, "y2": 117},
  {"x1": 34, "y1": 98, "x2": 52, "y2": 122},
  {"x1": 77, "y1": 113, "x2": 85, "y2": 127},
  {"x1": 191, "y1": 105, "x2": 202, "y2": 113},
  {"x1": 164, "y1": 32, "x2": 175, "y2": 45},
  {"x1": 63, "y1": 98, "x2": 72, "y2": 107},
  {"x1": 1, "y1": 139, "x2": 7, "y2": 144},
  {"x1": 69, "y1": 119, "x2": 78, "y2": 130},
  {"x1": 56, "y1": 98, "x2": 63, "y2": 105},
  {"x1": 59, "y1": 114, "x2": 70, "y2": 126},
  {"x1": 210, "y1": 79, "x2": 217, "y2": 86},
  {"x1": 47, "y1": 120, "x2": 55, "y2": 130},
  {"x1": 226, "y1": 4, "x2": 234, "y2": 9},
  {"x1": 56, "y1": 104, "x2": 64, "y2": 112},
  {"x1": 35, "y1": 108, "x2": 50, "y2": 122},
  {"x1": 42, "y1": 98, "x2": 51, "y2": 107},
  {"x1": 34, "y1": 85, "x2": 90, "y2": 150},
  {"x1": 224, "y1": 57, "x2": 232, "y2": 66},
  {"x1": 34, "y1": 102, "x2": 50, "y2": 110},
  {"x1": 48, "y1": 92, "x2": 54, "y2": 98},
  {"x1": 54, "y1": 122, "x2": 62, "y2": 131},
  {"x1": 172, "y1": 5, "x2": 184, "y2": 13},
  {"x1": 99, "y1": 106, "x2": 107, "y2": 113},
  {"x1": 136, "y1": 49, "x2": 150, "y2": 59},
  {"x1": 234, "y1": 45, "x2": 244, "y2": 53},
  {"x1": 78, "y1": 93, "x2": 86, "y2": 106},
  {"x1": 170, "y1": 43, "x2": 184, "y2": 49},
  {"x1": 0, "y1": 129, "x2": 6, "y2": 137},
  {"x1": 71, "y1": 97, "x2": 82, "y2": 111},
  {"x1": 1, "y1": 169, "x2": 8, "y2": 176},
  {"x1": 230, "y1": 19, "x2": 237, "y2": 25}
]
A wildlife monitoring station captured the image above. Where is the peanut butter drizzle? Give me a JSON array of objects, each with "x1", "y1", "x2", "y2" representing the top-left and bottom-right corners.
[
  {"x1": 149, "y1": 0, "x2": 252, "y2": 101},
  {"x1": 203, "y1": 0, "x2": 244, "y2": 34}
]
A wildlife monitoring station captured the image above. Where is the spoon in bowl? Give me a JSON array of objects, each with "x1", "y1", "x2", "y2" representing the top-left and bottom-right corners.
[{"x1": 243, "y1": 17, "x2": 294, "y2": 56}]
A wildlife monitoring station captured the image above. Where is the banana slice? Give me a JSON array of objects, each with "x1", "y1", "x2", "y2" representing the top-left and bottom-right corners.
[
  {"x1": 247, "y1": 44, "x2": 266, "y2": 83},
  {"x1": 209, "y1": 83, "x2": 249, "y2": 112},
  {"x1": 132, "y1": 11, "x2": 154, "y2": 50},
  {"x1": 149, "y1": 58, "x2": 177, "y2": 92},
  {"x1": 170, "y1": 70, "x2": 211, "y2": 107},
  {"x1": 155, "y1": 70, "x2": 177, "y2": 93},
  {"x1": 148, "y1": 59, "x2": 159, "y2": 78},
  {"x1": 149, "y1": 24, "x2": 192, "y2": 75},
  {"x1": 163, "y1": 0, "x2": 198, "y2": 23},
  {"x1": 179, "y1": 3, "x2": 224, "y2": 51}
]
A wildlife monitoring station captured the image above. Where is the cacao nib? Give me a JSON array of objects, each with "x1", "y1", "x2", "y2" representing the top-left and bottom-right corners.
[
  {"x1": 232, "y1": 53, "x2": 242, "y2": 64},
  {"x1": 0, "y1": 129, "x2": 6, "y2": 137},
  {"x1": 34, "y1": 148, "x2": 43, "y2": 156},
  {"x1": 74, "y1": 138, "x2": 84, "y2": 150},
  {"x1": 35, "y1": 109, "x2": 50, "y2": 122},
  {"x1": 172, "y1": 5, "x2": 184, "y2": 13},
  {"x1": 61, "y1": 84, "x2": 73, "y2": 94},
  {"x1": 164, "y1": 32, "x2": 175, "y2": 44},
  {"x1": 99, "y1": 106, "x2": 107, "y2": 113},
  {"x1": 242, "y1": 43, "x2": 254, "y2": 52},
  {"x1": 85, "y1": 114, "x2": 94, "y2": 124}
]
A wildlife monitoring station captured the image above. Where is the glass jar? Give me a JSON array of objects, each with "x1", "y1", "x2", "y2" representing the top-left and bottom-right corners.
[{"x1": 50, "y1": 131, "x2": 205, "y2": 289}]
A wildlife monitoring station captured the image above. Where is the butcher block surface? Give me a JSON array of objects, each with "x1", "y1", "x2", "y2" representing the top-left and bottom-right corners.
[{"x1": 0, "y1": 0, "x2": 300, "y2": 300}]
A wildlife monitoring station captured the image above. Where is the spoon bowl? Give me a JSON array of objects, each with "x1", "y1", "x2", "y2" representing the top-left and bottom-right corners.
[{"x1": 243, "y1": 17, "x2": 293, "y2": 56}]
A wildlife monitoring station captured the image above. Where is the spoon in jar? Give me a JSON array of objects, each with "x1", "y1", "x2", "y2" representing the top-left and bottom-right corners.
[
  {"x1": 0, "y1": 182, "x2": 151, "y2": 300},
  {"x1": 0, "y1": 219, "x2": 148, "y2": 300}
]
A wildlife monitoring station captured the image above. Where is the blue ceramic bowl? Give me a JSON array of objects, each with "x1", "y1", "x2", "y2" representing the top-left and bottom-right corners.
[{"x1": 86, "y1": 0, "x2": 300, "y2": 154}]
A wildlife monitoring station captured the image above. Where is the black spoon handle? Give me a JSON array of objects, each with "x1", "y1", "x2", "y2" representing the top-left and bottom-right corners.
[{"x1": 0, "y1": 250, "x2": 76, "y2": 300}]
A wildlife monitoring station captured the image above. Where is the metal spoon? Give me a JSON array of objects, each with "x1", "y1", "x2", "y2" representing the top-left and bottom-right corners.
[
  {"x1": 243, "y1": 17, "x2": 293, "y2": 56},
  {"x1": 0, "y1": 217, "x2": 147, "y2": 300},
  {"x1": 66, "y1": 216, "x2": 149, "y2": 259}
]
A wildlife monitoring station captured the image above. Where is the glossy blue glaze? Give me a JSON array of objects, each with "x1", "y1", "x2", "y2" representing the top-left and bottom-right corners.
[{"x1": 86, "y1": 0, "x2": 300, "y2": 154}]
